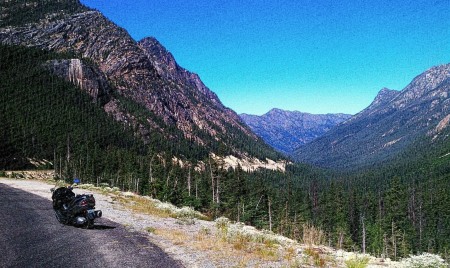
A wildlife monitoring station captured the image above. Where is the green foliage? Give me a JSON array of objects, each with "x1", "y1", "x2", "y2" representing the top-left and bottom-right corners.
[
  {"x1": 0, "y1": 44, "x2": 143, "y2": 177},
  {"x1": 0, "y1": 0, "x2": 88, "y2": 27},
  {"x1": 345, "y1": 256, "x2": 369, "y2": 268},
  {"x1": 1, "y1": 43, "x2": 449, "y2": 261}
]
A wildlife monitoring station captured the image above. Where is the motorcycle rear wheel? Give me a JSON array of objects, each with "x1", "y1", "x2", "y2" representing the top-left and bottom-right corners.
[
  {"x1": 84, "y1": 219, "x2": 95, "y2": 229},
  {"x1": 54, "y1": 209, "x2": 68, "y2": 224}
]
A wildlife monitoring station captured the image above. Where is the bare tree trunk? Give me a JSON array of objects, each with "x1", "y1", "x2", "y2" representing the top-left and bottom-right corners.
[
  {"x1": 419, "y1": 201, "x2": 423, "y2": 250},
  {"x1": 149, "y1": 154, "x2": 155, "y2": 183},
  {"x1": 338, "y1": 232, "x2": 344, "y2": 249},
  {"x1": 255, "y1": 195, "x2": 263, "y2": 211},
  {"x1": 166, "y1": 172, "x2": 170, "y2": 188},
  {"x1": 66, "y1": 135, "x2": 70, "y2": 164},
  {"x1": 53, "y1": 150, "x2": 57, "y2": 177},
  {"x1": 361, "y1": 214, "x2": 366, "y2": 254},
  {"x1": 237, "y1": 201, "x2": 240, "y2": 222},
  {"x1": 65, "y1": 135, "x2": 71, "y2": 178},
  {"x1": 187, "y1": 167, "x2": 191, "y2": 197},
  {"x1": 392, "y1": 220, "x2": 397, "y2": 261},
  {"x1": 136, "y1": 177, "x2": 140, "y2": 194},
  {"x1": 59, "y1": 155, "x2": 62, "y2": 178},
  {"x1": 216, "y1": 175, "x2": 220, "y2": 204},
  {"x1": 208, "y1": 157, "x2": 215, "y2": 203},
  {"x1": 268, "y1": 197, "x2": 272, "y2": 232},
  {"x1": 195, "y1": 177, "x2": 198, "y2": 199}
]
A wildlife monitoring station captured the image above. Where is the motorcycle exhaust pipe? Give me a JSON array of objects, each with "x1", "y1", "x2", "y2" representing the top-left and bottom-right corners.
[
  {"x1": 86, "y1": 210, "x2": 102, "y2": 220},
  {"x1": 95, "y1": 210, "x2": 102, "y2": 218}
]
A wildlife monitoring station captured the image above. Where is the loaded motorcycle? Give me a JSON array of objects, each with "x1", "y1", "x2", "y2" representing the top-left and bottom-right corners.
[{"x1": 51, "y1": 185, "x2": 102, "y2": 228}]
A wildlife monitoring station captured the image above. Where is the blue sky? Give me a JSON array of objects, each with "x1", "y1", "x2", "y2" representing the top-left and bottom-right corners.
[{"x1": 80, "y1": 0, "x2": 450, "y2": 115}]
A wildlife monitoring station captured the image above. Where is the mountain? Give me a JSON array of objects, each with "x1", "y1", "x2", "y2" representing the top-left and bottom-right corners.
[
  {"x1": 0, "y1": 0, "x2": 281, "y2": 167},
  {"x1": 2, "y1": 1, "x2": 450, "y2": 259},
  {"x1": 294, "y1": 64, "x2": 450, "y2": 169},
  {"x1": 240, "y1": 109, "x2": 351, "y2": 155}
]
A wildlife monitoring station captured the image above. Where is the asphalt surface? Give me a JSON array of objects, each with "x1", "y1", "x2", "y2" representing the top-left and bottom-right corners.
[{"x1": 0, "y1": 183, "x2": 183, "y2": 268}]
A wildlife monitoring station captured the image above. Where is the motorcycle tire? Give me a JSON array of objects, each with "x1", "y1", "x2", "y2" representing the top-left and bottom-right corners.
[
  {"x1": 54, "y1": 209, "x2": 68, "y2": 224},
  {"x1": 83, "y1": 219, "x2": 95, "y2": 229}
]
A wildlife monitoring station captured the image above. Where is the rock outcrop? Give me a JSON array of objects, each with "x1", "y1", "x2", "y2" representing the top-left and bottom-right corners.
[{"x1": 44, "y1": 59, "x2": 111, "y2": 104}]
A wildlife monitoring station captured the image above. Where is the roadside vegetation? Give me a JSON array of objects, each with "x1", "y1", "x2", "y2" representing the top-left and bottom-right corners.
[
  {"x1": 2, "y1": 43, "x2": 450, "y2": 263},
  {"x1": 63, "y1": 181, "x2": 449, "y2": 267}
]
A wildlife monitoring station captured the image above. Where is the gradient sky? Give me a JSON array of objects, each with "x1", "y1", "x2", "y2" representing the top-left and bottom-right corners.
[{"x1": 80, "y1": 0, "x2": 450, "y2": 115}]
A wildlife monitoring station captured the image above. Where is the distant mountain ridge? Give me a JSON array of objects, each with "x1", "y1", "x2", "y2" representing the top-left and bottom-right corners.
[
  {"x1": 240, "y1": 109, "x2": 351, "y2": 155},
  {"x1": 294, "y1": 63, "x2": 450, "y2": 169}
]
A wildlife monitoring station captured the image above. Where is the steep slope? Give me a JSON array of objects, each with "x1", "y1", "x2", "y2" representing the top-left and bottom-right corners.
[
  {"x1": 0, "y1": 0, "x2": 279, "y2": 161},
  {"x1": 0, "y1": 45, "x2": 144, "y2": 171},
  {"x1": 295, "y1": 64, "x2": 450, "y2": 169},
  {"x1": 137, "y1": 37, "x2": 254, "y2": 143},
  {"x1": 240, "y1": 109, "x2": 351, "y2": 155}
]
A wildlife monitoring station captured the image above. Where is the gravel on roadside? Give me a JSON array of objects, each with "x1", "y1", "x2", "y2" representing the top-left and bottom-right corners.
[{"x1": 0, "y1": 178, "x2": 218, "y2": 268}]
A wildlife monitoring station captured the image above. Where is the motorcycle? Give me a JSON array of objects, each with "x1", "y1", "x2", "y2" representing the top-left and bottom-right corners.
[{"x1": 51, "y1": 185, "x2": 102, "y2": 228}]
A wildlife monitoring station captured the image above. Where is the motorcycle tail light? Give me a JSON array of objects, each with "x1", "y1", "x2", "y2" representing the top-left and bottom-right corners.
[{"x1": 80, "y1": 199, "x2": 87, "y2": 206}]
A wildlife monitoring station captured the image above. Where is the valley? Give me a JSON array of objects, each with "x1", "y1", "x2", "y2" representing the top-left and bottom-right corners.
[{"x1": 0, "y1": 0, "x2": 449, "y2": 266}]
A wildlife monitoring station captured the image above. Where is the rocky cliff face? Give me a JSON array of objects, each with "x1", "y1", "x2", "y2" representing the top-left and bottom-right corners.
[
  {"x1": 240, "y1": 109, "x2": 351, "y2": 155},
  {"x1": 138, "y1": 37, "x2": 217, "y2": 101},
  {"x1": 43, "y1": 59, "x2": 111, "y2": 104},
  {"x1": 137, "y1": 37, "x2": 254, "y2": 140},
  {"x1": 361, "y1": 88, "x2": 400, "y2": 114},
  {"x1": 295, "y1": 64, "x2": 450, "y2": 169},
  {"x1": 0, "y1": 0, "x2": 265, "y2": 158}
]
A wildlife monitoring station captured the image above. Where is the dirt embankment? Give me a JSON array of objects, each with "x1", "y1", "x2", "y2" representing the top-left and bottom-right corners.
[{"x1": 3, "y1": 170, "x2": 55, "y2": 180}]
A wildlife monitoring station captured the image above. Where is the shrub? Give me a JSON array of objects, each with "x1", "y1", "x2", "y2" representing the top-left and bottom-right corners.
[
  {"x1": 302, "y1": 222, "x2": 325, "y2": 246},
  {"x1": 399, "y1": 253, "x2": 448, "y2": 268},
  {"x1": 304, "y1": 247, "x2": 326, "y2": 267},
  {"x1": 99, "y1": 182, "x2": 109, "y2": 188},
  {"x1": 345, "y1": 255, "x2": 369, "y2": 268}
]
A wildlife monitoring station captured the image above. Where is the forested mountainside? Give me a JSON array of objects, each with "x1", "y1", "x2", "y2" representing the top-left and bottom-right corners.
[
  {"x1": 1, "y1": 0, "x2": 449, "y2": 261},
  {"x1": 240, "y1": 109, "x2": 351, "y2": 155},
  {"x1": 295, "y1": 64, "x2": 450, "y2": 170},
  {"x1": 0, "y1": 0, "x2": 280, "y2": 164},
  {"x1": 2, "y1": 46, "x2": 448, "y2": 265}
]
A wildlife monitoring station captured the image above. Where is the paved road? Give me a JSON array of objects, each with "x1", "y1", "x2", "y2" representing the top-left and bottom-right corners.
[{"x1": 0, "y1": 183, "x2": 183, "y2": 268}]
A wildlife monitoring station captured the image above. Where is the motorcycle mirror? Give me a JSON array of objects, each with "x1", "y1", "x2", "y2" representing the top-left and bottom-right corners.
[{"x1": 50, "y1": 188, "x2": 55, "y2": 192}]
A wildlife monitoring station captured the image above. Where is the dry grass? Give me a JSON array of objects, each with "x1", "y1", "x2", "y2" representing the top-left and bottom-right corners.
[
  {"x1": 77, "y1": 183, "x2": 209, "y2": 220},
  {"x1": 144, "y1": 226, "x2": 156, "y2": 234},
  {"x1": 121, "y1": 195, "x2": 174, "y2": 218},
  {"x1": 155, "y1": 229, "x2": 188, "y2": 246},
  {"x1": 301, "y1": 222, "x2": 325, "y2": 247},
  {"x1": 304, "y1": 247, "x2": 327, "y2": 267},
  {"x1": 73, "y1": 183, "x2": 364, "y2": 267},
  {"x1": 153, "y1": 220, "x2": 288, "y2": 267}
]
